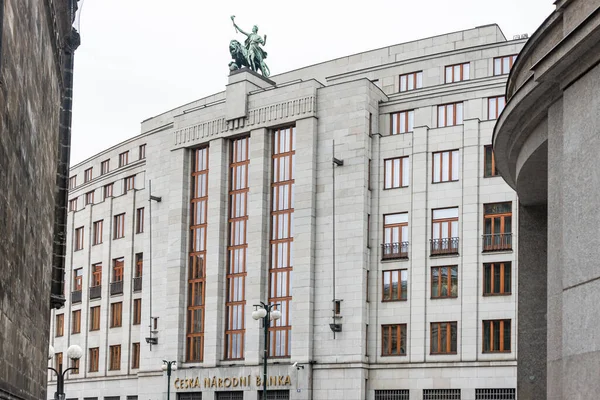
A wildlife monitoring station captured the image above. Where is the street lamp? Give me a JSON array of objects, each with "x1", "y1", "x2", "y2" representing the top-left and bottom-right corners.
[
  {"x1": 252, "y1": 302, "x2": 281, "y2": 400},
  {"x1": 162, "y1": 360, "x2": 177, "y2": 400},
  {"x1": 48, "y1": 344, "x2": 83, "y2": 400}
]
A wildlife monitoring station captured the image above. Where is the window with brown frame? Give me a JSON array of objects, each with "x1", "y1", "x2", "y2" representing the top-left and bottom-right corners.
[
  {"x1": 430, "y1": 321, "x2": 457, "y2": 354},
  {"x1": 84, "y1": 168, "x2": 93, "y2": 183},
  {"x1": 103, "y1": 183, "x2": 113, "y2": 199},
  {"x1": 488, "y1": 96, "x2": 506, "y2": 119},
  {"x1": 437, "y1": 102, "x2": 463, "y2": 127},
  {"x1": 69, "y1": 198, "x2": 77, "y2": 212},
  {"x1": 110, "y1": 302, "x2": 122, "y2": 328},
  {"x1": 133, "y1": 299, "x2": 141, "y2": 325},
  {"x1": 431, "y1": 266, "x2": 458, "y2": 298},
  {"x1": 445, "y1": 62, "x2": 470, "y2": 83},
  {"x1": 483, "y1": 202, "x2": 512, "y2": 251},
  {"x1": 73, "y1": 268, "x2": 83, "y2": 291},
  {"x1": 484, "y1": 262, "x2": 511, "y2": 295},
  {"x1": 269, "y1": 126, "x2": 295, "y2": 358},
  {"x1": 101, "y1": 159, "x2": 110, "y2": 175},
  {"x1": 90, "y1": 306, "x2": 100, "y2": 331},
  {"x1": 72, "y1": 310, "x2": 81, "y2": 334},
  {"x1": 493, "y1": 55, "x2": 517, "y2": 76},
  {"x1": 74, "y1": 227, "x2": 84, "y2": 251},
  {"x1": 484, "y1": 145, "x2": 498, "y2": 178},
  {"x1": 56, "y1": 314, "x2": 64, "y2": 337},
  {"x1": 483, "y1": 319, "x2": 511, "y2": 353},
  {"x1": 84, "y1": 191, "x2": 94, "y2": 205},
  {"x1": 89, "y1": 347, "x2": 99, "y2": 372},
  {"x1": 113, "y1": 213, "x2": 125, "y2": 239},
  {"x1": 382, "y1": 213, "x2": 408, "y2": 260},
  {"x1": 55, "y1": 352, "x2": 63, "y2": 373},
  {"x1": 390, "y1": 110, "x2": 414, "y2": 135},
  {"x1": 224, "y1": 137, "x2": 249, "y2": 360},
  {"x1": 112, "y1": 257, "x2": 124, "y2": 282},
  {"x1": 93, "y1": 220, "x2": 103, "y2": 245},
  {"x1": 384, "y1": 157, "x2": 409, "y2": 189},
  {"x1": 187, "y1": 147, "x2": 209, "y2": 362},
  {"x1": 135, "y1": 253, "x2": 143, "y2": 278},
  {"x1": 368, "y1": 159, "x2": 372, "y2": 191},
  {"x1": 92, "y1": 263, "x2": 102, "y2": 287},
  {"x1": 139, "y1": 144, "x2": 146, "y2": 159},
  {"x1": 136, "y1": 207, "x2": 144, "y2": 233},
  {"x1": 124, "y1": 175, "x2": 135, "y2": 193},
  {"x1": 69, "y1": 176, "x2": 77, "y2": 189},
  {"x1": 431, "y1": 208, "x2": 459, "y2": 255},
  {"x1": 109, "y1": 345, "x2": 121, "y2": 370},
  {"x1": 381, "y1": 324, "x2": 407, "y2": 356},
  {"x1": 131, "y1": 342, "x2": 140, "y2": 369},
  {"x1": 399, "y1": 71, "x2": 422, "y2": 92},
  {"x1": 382, "y1": 269, "x2": 407, "y2": 301},
  {"x1": 433, "y1": 150, "x2": 459, "y2": 183},
  {"x1": 70, "y1": 358, "x2": 79, "y2": 374},
  {"x1": 118, "y1": 151, "x2": 129, "y2": 167}
]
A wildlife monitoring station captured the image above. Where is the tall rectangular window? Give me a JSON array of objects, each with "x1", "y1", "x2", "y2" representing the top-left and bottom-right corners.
[
  {"x1": 431, "y1": 208, "x2": 459, "y2": 255},
  {"x1": 56, "y1": 314, "x2": 64, "y2": 337},
  {"x1": 382, "y1": 324, "x2": 407, "y2": 356},
  {"x1": 72, "y1": 310, "x2": 81, "y2": 334},
  {"x1": 483, "y1": 319, "x2": 511, "y2": 353},
  {"x1": 118, "y1": 151, "x2": 129, "y2": 167},
  {"x1": 110, "y1": 302, "x2": 122, "y2": 328},
  {"x1": 109, "y1": 345, "x2": 121, "y2": 370},
  {"x1": 74, "y1": 227, "x2": 84, "y2": 251},
  {"x1": 71, "y1": 359, "x2": 79, "y2": 374},
  {"x1": 437, "y1": 103, "x2": 463, "y2": 127},
  {"x1": 269, "y1": 126, "x2": 295, "y2": 358},
  {"x1": 399, "y1": 71, "x2": 422, "y2": 92},
  {"x1": 225, "y1": 137, "x2": 249, "y2": 360},
  {"x1": 430, "y1": 321, "x2": 458, "y2": 354},
  {"x1": 103, "y1": 183, "x2": 113, "y2": 199},
  {"x1": 483, "y1": 202, "x2": 512, "y2": 251},
  {"x1": 112, "y1": 257, "x2": 124, "y2": 282},
  {"x1": 69, "y1": 176, "x2": 77, "y2": 189},
  {"x1": 484, "y1": 262, "x2": 511, "y2": 295},
  {"x1": 90, "y1": 306, "x2": 100, "y2": 331},
  {"x1": 84, "y1": 168, "x2": 93, "y2": 183},
  {"x1": 484, "y1": 145, "x2": 498, "y2": 177},
  {"x1": 55, "y1": 352, "x2": 63, "y2": 373},
  {"x1": 92, "y1": 263, "x2": 102, "y2": 287},
  {"x1": 384, "y1": 157, "x2": 409, "y2": 189},
  {"x1": 93, "y1": 220, "x2": 103, "y2": 245},
  {"x1": 113, "y1": 214, "x2": 125, "y2": 239},
  {"x1": 187, "y1": 147, "x2": 209, "y2": 362},
  {"x1": 445, "y1": 62, "x2": 470, "y2": 83},
  {"x1": 124, "y1": 175, "x2": 135, "y2": 193},
  {"x1": 89, "y1": 348, "x2": 99, "y2": 372},
  {"x1": 382, "y1": 270, "x2": 407, "y2": 301},
  {"x1": 136, "y1": 207, "x2": 144, "y2": 233},
  {"x1": 382, "y1": 213, "x2": 408, "y2": 260},
  {"x1": 494, "y1": 55, "x2": 517, "y2": 75},
  {"x1": 433, "y1": 150, "x2": 459, "y2": 183},
  {"x1": 390, "y1": 110, "x2": 414, "y2": 135},
  {"x1": 133, "y1": 299, "x2": 142, "y2": 325},
  {"x1": 132, "y1": 343, "x2": 140, "y2": 369},
  {"x1": 84, "y1": 191, "x2": 94, "y2": 205},
  {"x1": 488, "y1": 96, "x2": 506, "y2": 119},
  {"x1": 139, "y1": 144, "x2": 146, "y2": 159},
  {"x1": 135, "y1": 253, "x2": 143, "y2": 277},
  {"x1": 431, "y1": 266, "x2": 458, "y2": 298},
  {"x1": 73, "y1": 268, "x2": 83, "y2": 291},
  {"x1": 101, "y1": 160, "x2": 110, "y2": 175},
  {"x1": 69, "y1": 198, "x2": 78, "y2": 212}
]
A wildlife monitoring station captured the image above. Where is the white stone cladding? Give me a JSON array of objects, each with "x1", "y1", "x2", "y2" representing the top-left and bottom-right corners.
[{"x1": 49, "y1": 24, "x2": 521, "y2": 400}]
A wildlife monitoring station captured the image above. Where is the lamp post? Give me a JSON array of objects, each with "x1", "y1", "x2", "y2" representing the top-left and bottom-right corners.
[
  {"x1": 162, "y1": 360, "x2": 177, "y2": 400},
  {"x1": 48, "y1": 344, "x2": 83, "y2": 400},
  {"x1": 252, "y1": 302, "x2": 281, "y2": 400}
]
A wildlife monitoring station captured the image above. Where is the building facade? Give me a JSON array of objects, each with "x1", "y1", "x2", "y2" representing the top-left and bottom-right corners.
[{"x1": 50, "y1": 25, "x2": 523, "y2": 400}]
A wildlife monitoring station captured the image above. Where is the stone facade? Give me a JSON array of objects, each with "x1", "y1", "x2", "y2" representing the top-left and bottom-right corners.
[{"x1": 51, "y1": 25, "x2": 522, "y2": 400}]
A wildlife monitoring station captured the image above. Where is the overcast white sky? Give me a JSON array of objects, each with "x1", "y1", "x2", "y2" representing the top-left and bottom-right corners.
[{"x1": 70, "y1": 0, "x2": 555, "y2": 164}]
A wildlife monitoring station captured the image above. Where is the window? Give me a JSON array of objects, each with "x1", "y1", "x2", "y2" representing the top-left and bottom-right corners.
[
  {"x1": 488, "y1": 96, "x2": 506, "y2": 119},
  {"x1": 430, "y1": 321, "x2": 457, "y2": 354},
  {"x1": 72, "y1": 310, "x2": 81, "y2": 334},
  {"x1": 109, "y1": 345, "x2": 121, "y2": 370},
  {"x1": 445, "y1": 63, "x2": 470, "y2": 83},
  {"x1": 55, "y1": 352, "x2": 63, "y2": 373},
  {"x1": 92, "y1": 263, "x2": 102, "y2": 287},
  {"x1": 90, "y1": 306, "x2": 100, "y2": 331},
  {"x1": 136, "y1": 208, "x2": 144, "y2": 233},
  {"x1": 69, "y1": 176, "x2": 77, "y2": 189},
  {"x1": 124, "y1": 175, "x2": 135, "y2": 193},
  {"x1": 133, "y1": 299, "x2": 141, "y2": 325},
  {"x1": 493, "y1": 55, "x2": 517, "y2": 76},
  {"x1": 382, "y1": 324, "x2": 406, "y2": 356},
  {"x1": 484, "y1": 262, "x2": 511, "y2": 295},
  {"x1": 131, "y1": 343, "x2": 140, "y2": 369},
  {"x1": 390, "y1": 110, "x2": 414, "y2": 135},
  {"x1": 103, "y1": 183, "x2": 113, "y2": 199},
  {"x1": 113, "y1": 213, "x2": 125, "y2": 239},
  {"x1": 85, "y1": 191, "x2": 94, "y2": 205},
  {"x1": 431, "y1": 266, "x2": 458, "y2": 298},
  {"x1": 216, "y1": 393, "x2": 244, "y2": 400},
  {"x1": 69, "y1": 198, "x2": 77, "y2": 212},
  {"x1": 101, "y1": 160, "x2": 110, "y2": 175},
  {"x1": 74, "y1": 227, "x2": 84, "y2": 251},
  {"x1": 483, "y1": 202, "x2": 512, "y2": 251},
  {"x1": 475, "y1": 388, "x2": 515, "y2": 400},
  {"x1": 71, "y1": 358, "x2": 79, "y2": 374},
  {"x1": 110, "y1": 302, "x2": 122, "y2": 327},
  {"x1": 112, "y1": 257, "x2": 124, "y2": 282},
  {"x1": 433, "y1": 150, "x2": 459, "y2": 183},
  {"x1": 139, "y1": 144, "x2": 146, "y2": 159},
  {"x1": 93, "y1": 220, "x2": 103, "y2": 245},
  {"x1": 368, "y1": 159, "x2": 372, "y2": 191},
  {"x1": 258, "y1": 391, "x2": 290, "y2": 400},
  {"x1": 73, "y1": 268, "x2": 83, "y2": 291},
  {"x1": 118, "y1": 151, "x2": 129, "y2": 167},
  {"x1": 384, "y1": 157, "x2": 409, "y2": 189},
  {"x1": 382, "y1": 270, "x2": 407, "y2": 301},
  {"x1": 483, "y1": 319, "x2": 511, "y2": 353},
  {"x1": 375, "y1": 390, "x2": 409, "y2": 400},
  {"x1": 437, "y1": 102, "x2": 463, "y2": 127},
  {"x1": 382, "y1": 213, "x2": 408, "y2": 260},
  {"x1": 400, "y1": 71, "x2": 422, "y2": 92},
  {"x1": 423, "y1": 389, "x2": 461, "y2": 400},
  {"x1": 89, "y1": 348, "x2": 99, "y2": 372},
  {"x1": 135, "y1": 253, "x2": 143, "y2": 278},
  {"x1": 484, "y1": 145, "x2": 498, "y2": 178},
  {"x1": 84, "y1": 168, "x2": 93, "y2": 182},
  {"x1": 431, "y1": 208, "x2": 459, "y2": 255},
  {"x1": 56, "y1": 314, "x2": 64, "y2": 337}
]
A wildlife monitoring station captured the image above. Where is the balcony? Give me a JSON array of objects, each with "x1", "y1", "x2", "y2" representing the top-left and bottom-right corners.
[
  {"x1": 89, "y1": 285, "x2": 102, "y2": 299},
  {"x1": 381, "y1": 242, "x2": 409, "y2": 260},
  {"x1": 110, "y1": 280, "x2": 123, "y2": 295},
  {"x1": 133, "y1": 276, "x2": 142, "y2": 292},
  {"x1": 482, "y1": 233, "x2": 512, "y2": 252},
  {"x1": 71, "y1": 290, "x2": 82, "y2": 303},
  {"x1": 430, "y1": 237, "x2": 459, "y2": 256}
]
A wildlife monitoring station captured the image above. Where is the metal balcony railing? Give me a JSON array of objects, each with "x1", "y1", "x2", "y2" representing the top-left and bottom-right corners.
[
  {"x1": 133, "y1": 276, "x2": 142, "y2": 292},
  {"x1": 430, "y1": 237, "x2": 459, "y2": 256},
  {"x1": 381, "y1": 242, "x2": 409, "y2": 260},
  {"x1": 110, "y1": 281, "x2": 123, "y2": 295},
  {"x1": 71, "y1": 290, "x2": 82, "y2": 303},
  {"x1": 89, "y1": 285, "x2": 102, "y2": 299},
  {"x1": 482, "y1": 233, "x2": 512, "y2": 252}
]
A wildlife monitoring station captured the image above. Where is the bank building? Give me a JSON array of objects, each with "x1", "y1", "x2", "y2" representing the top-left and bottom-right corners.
[{"x1": 48, "y1": 23, "x2": 523, "y2": 400}]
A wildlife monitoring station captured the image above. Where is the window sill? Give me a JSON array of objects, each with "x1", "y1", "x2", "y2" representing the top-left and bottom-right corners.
[
  {"x1": 381, "y1": 354, "x2": 407, "y2": 357},
  {"x1": 429, "y1": 253, "x2": 460, "y2": 258},
  {"x1": 431, "y1": 180, "x2": 460, "y2": 185},
  {"x1": 382, "y1": 299, "x2": 408, "y2": 303},
  {"x1": 483, "y1": 293, "x2": 512, "y2": 297},
  {"x1": 482, "y1": 350, "x2": 512, "y2": 354},
  {"x1": 383, "y1": 186, "x2": 409, "y2": 191},
  {"x1": 430, "y1": 296, "x2": 458, "y2": 300},
  {"x1": 430, "y1": 352, "x2": 458, "y2": 356},
  {"x1": 482, "y1": 249, "x2": 513, "y2": 254},
  {"x1": 483, "y1": 175, "x2": 501, "y2": 178}
]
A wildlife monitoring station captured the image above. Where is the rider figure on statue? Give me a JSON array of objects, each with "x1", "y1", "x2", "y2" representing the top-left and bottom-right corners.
[{"x1": 230, "y1": 16, "x2": 270, "y2": 77}]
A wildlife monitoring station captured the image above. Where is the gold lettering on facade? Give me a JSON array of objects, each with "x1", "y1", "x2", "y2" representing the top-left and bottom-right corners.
[
  {"x1": 240, "y1": 376, "x2": 247, "y2": 387},
  {"x1": 174, "y1": 378, "x2": 180, "y2": 389},
  {"x1": 211, "y1": 376, "x2": 217, "y2": 388},
  {"x1": 269, "y1": 376, "x2": 277, "y2": 386},
  {"x1": 204, "y1": 378, "x2": 211, "y2": 388},
  {"x1": 232, "y1": 377, "x2": 239, "y2": 387},
  {"x1": 175, "y1": 374, "x2": 293, "y2": 390},
  {"x1": 284, "y1": 375, "x2": 291, "y2": 386},
  {"x1": 218, "y1": 378, "x2": 223, "y2": 388},
  {"x1": 224, "y1": 378, "x2": 231, "y2": 387},
  {"x1": 278, "y1": 376, "x2": 284, "y2": 386},
  {"x1": 194, "y1": 377, "x2": 200, "y2": 388},
  {"x1": 256, "y1": 376, "x2": 261, "y2": 386}
]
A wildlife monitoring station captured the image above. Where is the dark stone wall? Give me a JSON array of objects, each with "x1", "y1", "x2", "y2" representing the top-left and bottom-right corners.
[{"x1": 0, "y1": 1, "x2": 70, "y2": 399}]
